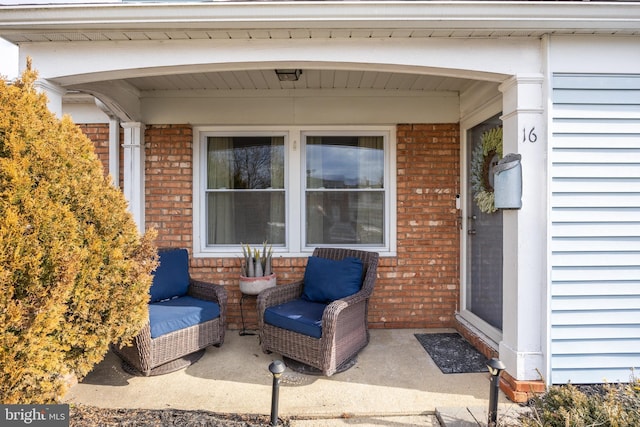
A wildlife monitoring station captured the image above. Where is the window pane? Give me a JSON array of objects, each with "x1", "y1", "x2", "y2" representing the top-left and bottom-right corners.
[
  {"x1": 206, "y1": 135, "x2": 285, "y2": 246},
  {"x1": 306, "y1": 136, "x2": 383, "y2": 189},
  {"x1": 207, "y1": 136, "x2": 284, "y2": 190},
  {"x1": 207, "y1": 191, "x2": 285, "y2": 245},
  {"x1": 306, "y1": 191, "x2": 384, "y2": 245}
]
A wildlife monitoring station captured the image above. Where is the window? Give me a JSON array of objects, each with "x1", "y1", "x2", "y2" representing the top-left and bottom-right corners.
[
  {"x1": 194, "y1": 127, "x2": 395, "y2": 256},
  {"x1": 304, "y1": 135, "x2": 384, "y2": 246},
  {"x1": 205, "y1": 135, "x2": 285, "y2": 246}
]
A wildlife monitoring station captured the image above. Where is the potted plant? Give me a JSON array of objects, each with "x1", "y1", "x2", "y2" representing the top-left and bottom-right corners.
[{"x1": 239, "y1": 242, "x2": 276, "y2": 295}]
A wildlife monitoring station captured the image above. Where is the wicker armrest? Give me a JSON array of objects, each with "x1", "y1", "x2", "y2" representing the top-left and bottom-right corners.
[
  {"x1": 257, "y1": 280, "x2": 303, "y2": 311},
  {"x1": 189, "y1": 280, "x2": 227, "y2": 341},
  {"x1": 189, "y1": 280, "x2": 227, "y2": 305},
  {"x1": 339, "y1": 287, "x2": 372, "y2": 307},
  {"x1": 322, "y1": 295, "x2": 366, "y2": 333}
]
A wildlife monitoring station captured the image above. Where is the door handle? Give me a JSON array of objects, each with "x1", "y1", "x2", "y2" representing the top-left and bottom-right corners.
[{"x1": 468, "y1": 229, "x2": 477, "y2": 235}]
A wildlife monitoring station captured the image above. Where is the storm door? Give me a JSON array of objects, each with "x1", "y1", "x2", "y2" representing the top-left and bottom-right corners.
[{"x1": 464, "y1": 114, "x2": 503, "y2": 337}]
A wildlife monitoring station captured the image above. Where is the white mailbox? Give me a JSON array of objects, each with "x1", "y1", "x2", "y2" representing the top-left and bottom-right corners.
[{"x1": 494, "y1": 153, "x2": 522, "y2": 209}]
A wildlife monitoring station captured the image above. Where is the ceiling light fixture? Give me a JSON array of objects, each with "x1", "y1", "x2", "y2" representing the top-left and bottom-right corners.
[{"x1": 275, "y1": 69, "x2": 302, "y2": 82}]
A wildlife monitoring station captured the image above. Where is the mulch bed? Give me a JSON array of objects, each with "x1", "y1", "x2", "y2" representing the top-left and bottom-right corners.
[{"x1": 70, "y1": 405, "x2": 290, "y2": 427}]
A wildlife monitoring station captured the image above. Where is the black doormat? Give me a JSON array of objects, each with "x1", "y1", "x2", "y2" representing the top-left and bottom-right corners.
[{"x1": 414, "y1": 333, "x2": 489, "y2": 374}]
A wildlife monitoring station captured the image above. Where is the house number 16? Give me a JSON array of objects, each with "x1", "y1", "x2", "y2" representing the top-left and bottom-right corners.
[{"x1": 522, "y1": 127, "x2": 537, "y2": 143}]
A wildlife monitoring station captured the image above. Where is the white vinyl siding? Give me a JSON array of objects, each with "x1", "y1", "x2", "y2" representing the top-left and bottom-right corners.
[{"x1": 550, "y1": 74, "x2": 640, "y2": 384}]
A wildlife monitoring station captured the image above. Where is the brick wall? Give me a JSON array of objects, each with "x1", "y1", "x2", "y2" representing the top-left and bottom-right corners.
[
  {"x1": 78, "y1": 124, "x2": 110, "y2": 175},
  {"x1": 83, "y1": 123, "x2": 461, "y2": 330},
  {"x1": 145, "y1": 124, "x2": 194, "y2": 248},
  {"x1": 386, "y1": 124, "x2": 461, "y2": 329},
  {"x1": 78, "y1": 123, "x2": 124, "y2": 185}
]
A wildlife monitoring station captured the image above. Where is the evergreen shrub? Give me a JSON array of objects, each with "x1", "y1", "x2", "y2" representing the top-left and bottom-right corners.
[{"x1": 0, "y1": 61, "x2": 157, "y2": 404}]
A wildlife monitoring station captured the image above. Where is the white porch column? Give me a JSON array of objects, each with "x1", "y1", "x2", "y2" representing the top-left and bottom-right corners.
[
  {"x1": 35, "y1": 79, "x2": 65, "y2": 118},
  {"x1": 121, "y1": 122, "x2": 145, "y2": 233},
  {"x1": 95, "y1": 98, "x2": 121, "y2": 188},
  {"x1": 498, "y1": 75, "x2": 547, "y2": 381}
]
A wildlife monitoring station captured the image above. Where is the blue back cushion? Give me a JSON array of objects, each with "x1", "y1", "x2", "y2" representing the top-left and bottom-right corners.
[
  {"x1": 150, "y1": 248, "x2": 190, "y2": 302},
  {"x1": 149, "y1": 296, "x2": 220, "y2": 338},
  {"x1": 264, "y1": 298, "x2": 327, "y2": 339},
  {"x1": 301, "y1": 256, "x2": 364, "y2": 303}
]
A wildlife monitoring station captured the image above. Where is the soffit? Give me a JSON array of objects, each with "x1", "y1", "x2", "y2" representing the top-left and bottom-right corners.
[
  {"x1": 2, "y1": 28, "x2": 598, "y2": 43},
  {"x1": 1, "y1": 1, "x2": 640, "y2": 44}
]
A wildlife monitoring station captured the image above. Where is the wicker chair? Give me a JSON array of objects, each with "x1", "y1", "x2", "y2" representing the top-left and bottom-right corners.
[
  {"x1": 257, "y1": 248, "x2": 379, "y2": 376},
  {"x1": 112, "y1": 248, "x2": 227, "y2": 376}
]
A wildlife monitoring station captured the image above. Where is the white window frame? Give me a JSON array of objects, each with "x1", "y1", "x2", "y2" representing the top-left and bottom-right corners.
[{"x1": 193, "y1": 125, "x2": 396, "y2": 257}]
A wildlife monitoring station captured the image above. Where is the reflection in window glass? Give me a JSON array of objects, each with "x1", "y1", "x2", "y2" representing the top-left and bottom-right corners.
[
  {"x1": 306, "y1": 136, "x2": 383, "y2": 189},
  {"x1": 206, "y1": 136, "x2": 285, "y2": 245},
  {"x1": 305, "y1": 136, "x2": 385, "y2": 246}
]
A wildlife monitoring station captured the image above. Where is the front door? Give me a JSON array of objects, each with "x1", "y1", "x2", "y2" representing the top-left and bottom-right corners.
[{"x1": 465, "y1": 114, "x2": 503, "y2": 337}]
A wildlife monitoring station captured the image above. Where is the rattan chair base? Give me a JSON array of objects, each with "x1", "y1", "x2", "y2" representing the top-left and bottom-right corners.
[
  {"x1": 283, "y1": 355, "x2": 357, "y2": 376},
  {"x1": 121, "y1": 349, "x2": 206, "y2": 376}
]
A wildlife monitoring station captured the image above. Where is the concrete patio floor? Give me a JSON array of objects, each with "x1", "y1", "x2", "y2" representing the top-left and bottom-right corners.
[{"x1": 65, "y1": 328, "x2": 523, "y2": 426}]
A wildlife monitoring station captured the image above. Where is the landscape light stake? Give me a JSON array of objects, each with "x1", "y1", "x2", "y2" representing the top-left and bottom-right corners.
[
  {"x1": 486, "y1": 358, "x2": 506, "y2": 427},
  {"x1": 269, "y1": 360, "x2": 285, "y2": 426}
]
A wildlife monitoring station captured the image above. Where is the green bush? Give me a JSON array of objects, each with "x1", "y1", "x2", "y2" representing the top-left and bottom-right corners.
[
  {"x1": 0, "y1": 61, "x2": 157, "y2": 404},
  {"x1": 520, "y1": 375, "x2": 640, "y2": 427}
]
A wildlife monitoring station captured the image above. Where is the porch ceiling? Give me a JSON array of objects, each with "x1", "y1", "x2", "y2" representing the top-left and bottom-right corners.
[{"x1": 121, "y1": 69, "x2": 477, "y2": 92}]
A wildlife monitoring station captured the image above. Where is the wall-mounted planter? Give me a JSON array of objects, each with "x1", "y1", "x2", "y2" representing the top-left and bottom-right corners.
[{"x1": 239, "y1": 273, "x2": 276, "y2": 295}]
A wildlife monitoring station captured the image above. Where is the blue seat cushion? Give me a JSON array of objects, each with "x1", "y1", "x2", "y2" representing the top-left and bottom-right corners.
[
  {"x1": 149, "y1": 296, "x2": 220, "y2": 339},
  {"x1": 301, "y1": 256, "x2": 363, "y2": 303},
  {"x1": 264, "y1": 298, "x2": 328, "y2": 339},
  {"x1": 150, "y1": 248, "x2": 190, "y2": 303}
]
